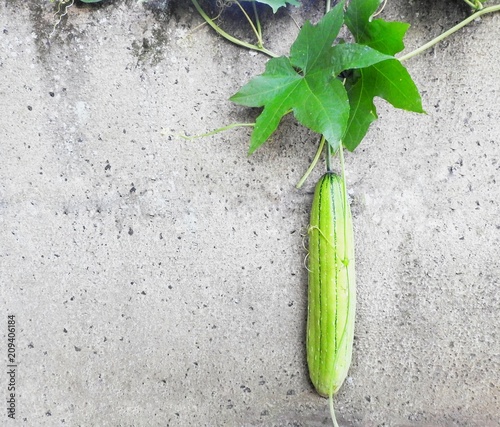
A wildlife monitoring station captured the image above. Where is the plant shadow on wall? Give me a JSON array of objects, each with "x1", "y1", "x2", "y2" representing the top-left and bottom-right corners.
[
  {"x1": 49, "y1": 0, "x2": 173, "y2": 35},
  {"x1": 45, "y1": 0, "x2": 175, "y2": 67},
  {"x1": 186, "y1": 0, "x2": 500, "y2": 426},
  {"x1": 50, "y1": 0, "x2": 107, "y2": 36}
]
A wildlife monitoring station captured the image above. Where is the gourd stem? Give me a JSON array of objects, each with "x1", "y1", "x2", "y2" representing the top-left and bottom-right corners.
[
  {"x1": 329, "y1": 393, "x2": 340, "y2": 427},
  {"x1": 399, "y1": 4, "x2": 500, "y2": 61},
  {"x1": 324, "y1": 0, "x2": 332, "y2": 174},
  {"x1": 326, "y1": 140, "x2": 333, "y2": 172}
]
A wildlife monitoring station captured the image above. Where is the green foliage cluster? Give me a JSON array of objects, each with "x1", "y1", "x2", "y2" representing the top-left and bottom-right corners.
[
  {"x1": 231, "y1": 0, "x2": 424, "y2": 155},
  {"x1": 48, "y1": 0, "x2": 500, "y2": 174}
]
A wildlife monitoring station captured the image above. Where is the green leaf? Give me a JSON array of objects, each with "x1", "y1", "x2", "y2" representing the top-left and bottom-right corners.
[
  {"x1": 343, "y1": 72, "x2": 377, "y2": 151},
  {"x1": 254, "y1": 0, "x2": 301, "y2": 13},
  {"x1": 229, "y1": 56, "x2": 302, "y2": 107},
  {"x1": 341, "y1": 0, "x2": 424, "y2": 150},
  {"x1": 289, "y1": 3, "x2": 344, "y2": 73},
  {"x1": 292, "y1": 77, "x2": 348, "y2": 154},
  {"x1": 331, "y1": 43, "x2": 392, "y2": 76},
  {"x1": 230, "y1": 56, "x2": 302, "y2": 152},
  {"x1": 343, "y1": 59, "x2": 424, "y2": 151},
  {"x1": 364, "y1": 60, "x2": 424, "y2": 113},
  {"x1": 231, "y1": 3, "x2": 350, "y2": 154},
  {"x1": 232, "y1": 56, "x2": 349, "y2": 154},
  {"x1": 345, "y1": 0, "x2": 409, "y2": 55}
]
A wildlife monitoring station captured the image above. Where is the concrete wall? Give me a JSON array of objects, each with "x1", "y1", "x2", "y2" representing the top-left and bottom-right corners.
[{"x1": 1, "y1": 1, "x2": 499, "y2": 426}]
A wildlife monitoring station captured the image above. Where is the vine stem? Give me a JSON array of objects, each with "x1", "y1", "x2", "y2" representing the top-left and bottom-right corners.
[
  {"x1": 176, "y1": 122, "x2": 255, "y2": 140},
  {"x1": 399, "y1": 3, "x2": 500, "y2": 61},
  {"x1": 296, "y1": 135, "x2": 326, "y2": 189},
  {"x1": 327, "y1": 1, "x2": 343, "y2": 425},
  {"x1": 339, "y1": 143, "x2": 348, "y2": 229},
  {"x1": 190, "y1": 0, "x2": 278, "y2": 58},
  {"x1": 462, "y1": 0, "x2": 483, "y2": 10}
]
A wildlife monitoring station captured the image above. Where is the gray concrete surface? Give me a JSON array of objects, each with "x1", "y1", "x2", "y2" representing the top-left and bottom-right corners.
[{"x1": 1, "y1": 1, "x2": 499, "y2": 426}]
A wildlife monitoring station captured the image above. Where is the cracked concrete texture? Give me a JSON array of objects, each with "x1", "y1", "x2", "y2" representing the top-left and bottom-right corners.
[{"x1": 0, "y1": 1, "x2": 499, "y2": 426}]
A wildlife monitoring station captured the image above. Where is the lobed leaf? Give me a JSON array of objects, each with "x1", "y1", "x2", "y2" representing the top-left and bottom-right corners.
[
  {"x1": 293, "y1": 77, "x2": 349, "y2": 154},
  {"x1": 364, "y1": 60, "x2": 424, "y2": 113},
  {"x1": 289, "y1": 2, "x2": 344, "y2": 73},
  {"x1": 343, "y1": 59, "x2": 424, "y2": 151},
  {"x1": 231, "y1": 3, "x2": 350, "y2": 154},
  {"x1": 343, "y1": 73, "x2": 378, "y2": 152},
  {"x1": 345, "y1": 0, "x2": 409, "y2": 55},
  {"x1": 341, "y1": 0, "x2": 424, "y2": 150},
  {"x1": 229, "y1": 56, "x2": 302, "y2": 107},
  {"x1": 331, "y1": 43, "x2": 392, "y2": 76},
  {"x1": 230, "y1": 0, "x2": 424, "y2": 154}
]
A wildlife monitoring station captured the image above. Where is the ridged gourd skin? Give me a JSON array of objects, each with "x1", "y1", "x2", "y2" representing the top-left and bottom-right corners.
[{"x1": 306, "y1": 172, "x2": 356, "y2": 398}]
